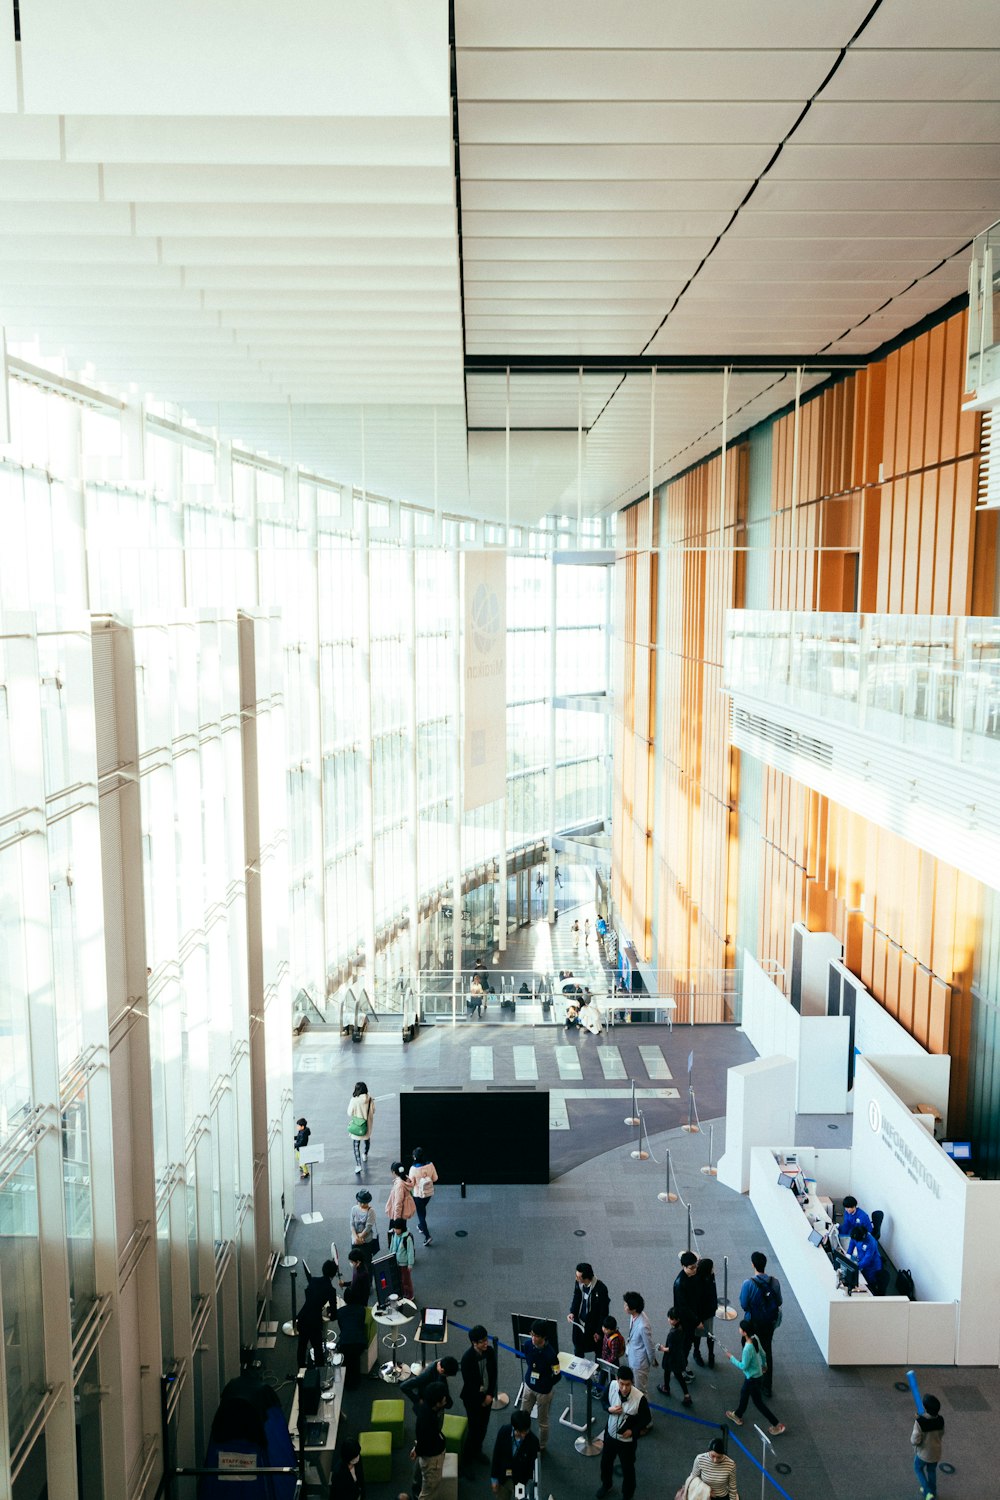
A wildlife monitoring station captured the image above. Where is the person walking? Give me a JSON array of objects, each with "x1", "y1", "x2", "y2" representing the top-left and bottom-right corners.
[
  {"x1": 568, "y1": 1262, "x2": 610, "y2": 1358},
  {"x1": 595, "y1": 1366, "x2": 649, "y2": 1500},
  {"x1": 518, "y1": 1320, "x2": 562, "y2": 1453},
  {"x1": 408, "y1": 1148, "x2": 438, "y2": 1246},
  {"x1": 388, "y1": 1217, "x2": 416, "y2": 1300},
  {"x1": 490, "y1": 1410, "x2": 539, "y2": 1500},
  {"x1": 656, "y1": 1308, "x2": 693, "y2": 1406},
  {"x1": 459, "y1": 1324, "x2": 498, "y2": 1469},
  {"x1": 402, "y1": 1382, "x2": 448, "y2": 1500},
  {"x1": 723, "y1": 1320, "x2": 785, "y2": 1435},
  {"x1": 911, "y1": 1393, "x2": 944, "y2": 1499},
  {"x1": 622, "y1": 1292, "x2": 655, "y2": 1395},
  {"x1": 692, "y1": 1258, "x2": 719, "y2": 1368},
  {"x1": 350, "y1": 1189, "x2": 378, "y2": 1267},
  {"x1": 469, "y1": 973, "x2": 484, "y2": 1018},
  {"x1": 739, "y1": 1251, "x2": 782, "y2": 1398},
  {"x1": 673, "y1": 1251, "x2": 702, "y2": 1366},
  {"x1": 385, "y1": 1161, "x2": 416, "y2": 1231},
  {"x1": 347, "y1": 1080, "x2": 375, "y2": 1176},
  {"x1": 584, "y1": 917, "x2": 591, "y2": 945},
  {"x1": 684, "y1": 1437, "x2": 738, "y2": 1499},
  {"x1": 294, "y1": 1116, "x2": 311, "y2": 1180}
]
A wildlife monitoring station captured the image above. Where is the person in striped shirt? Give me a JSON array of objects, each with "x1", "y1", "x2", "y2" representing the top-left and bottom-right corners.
[{"x1": 686, "y1": 1437, "x2": 738, "y2": 1498}]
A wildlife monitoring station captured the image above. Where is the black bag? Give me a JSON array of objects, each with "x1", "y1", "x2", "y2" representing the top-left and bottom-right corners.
[{"x1": 895, "y1": 1268, "x2": 916, "y2": 1300}]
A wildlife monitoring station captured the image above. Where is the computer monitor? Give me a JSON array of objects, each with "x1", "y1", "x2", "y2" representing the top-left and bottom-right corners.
[
  {"x1": 832, "y1": 1251, "x2": 860, "y2": 1290},
  {"x1": 943, "y1": 1141, "x2": 972, "y2": 1161},
  {"x1": 371, "y1": 1252, "x2": 402, "y2": 1308},
  {"x1": 511, "y1": 1313, "x2": 560, "y2": 1353}
]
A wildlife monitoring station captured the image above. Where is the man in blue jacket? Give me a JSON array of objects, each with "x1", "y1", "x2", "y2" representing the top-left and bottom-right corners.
[
  {"x1": 846, "y1": 1223, "x2": 883, "y2": 1289},
  {"x1": 517, "y1": 1322, "x2": 562, "y2": 1452},
  {"x1": 838, "y1": 1195, "x2": 873, "y2": 1239},
  {"x1": 739, "y1": 1252, "x2": 782, "y2": 1399}
]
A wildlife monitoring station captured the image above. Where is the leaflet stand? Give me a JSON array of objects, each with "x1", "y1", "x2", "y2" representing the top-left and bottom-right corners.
[
  {"x1": 557, "y1": 1352, "x2": 598, "y2": 1438},
  {"x1": 299, "y1": 1144, "x2": 325, "y2": 1224}
]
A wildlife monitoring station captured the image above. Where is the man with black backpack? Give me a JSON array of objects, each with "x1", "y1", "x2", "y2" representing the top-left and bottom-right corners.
[{"x1": 739, "y1": 1251, "x2": 782, "y2": 1399}]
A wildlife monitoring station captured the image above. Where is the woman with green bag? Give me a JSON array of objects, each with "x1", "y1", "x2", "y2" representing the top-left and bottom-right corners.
[{"x1": 347, "y1": 1079, "x2": 375, "y2": 1175}]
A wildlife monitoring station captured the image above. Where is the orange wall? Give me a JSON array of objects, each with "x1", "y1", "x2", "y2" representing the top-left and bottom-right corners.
[{"x1": 612, "y1": 307, "x2": 996, "y2": 1107}]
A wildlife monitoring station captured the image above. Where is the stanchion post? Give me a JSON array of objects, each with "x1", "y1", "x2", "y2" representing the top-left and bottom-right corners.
[
  {"x1": 658, "y1": 1147, "x2": 678, "y2": 1203},
  {"x1": 717, "y1": 1255, "x2": 739, "y2": 1321},
  {"x1": 686, "y1": 1204, "x2": 693, "y2": 1254},
  {"x1": 700, "y1": 1123, "x2": 717, "y2": 1177}
]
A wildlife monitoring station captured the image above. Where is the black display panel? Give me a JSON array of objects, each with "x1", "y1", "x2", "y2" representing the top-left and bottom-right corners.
[{"x1": 400, "y1": 1090, "x2": 550, "y2": 1185}]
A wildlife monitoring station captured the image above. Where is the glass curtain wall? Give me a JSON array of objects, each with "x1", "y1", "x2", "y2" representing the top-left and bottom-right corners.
[{"x1": 0, "y1": 361, "x2": 610, "y2": 1495}]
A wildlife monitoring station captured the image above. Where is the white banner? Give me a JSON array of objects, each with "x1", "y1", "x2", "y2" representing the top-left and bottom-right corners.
[{"x1": 463, "y1": 550, "x2": 506, "y2": 812}]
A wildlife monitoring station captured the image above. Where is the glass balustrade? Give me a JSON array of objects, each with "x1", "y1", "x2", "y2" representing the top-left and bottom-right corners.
[{"x1": 725, "y1": 611, "x2": 1000, "y2": 769}]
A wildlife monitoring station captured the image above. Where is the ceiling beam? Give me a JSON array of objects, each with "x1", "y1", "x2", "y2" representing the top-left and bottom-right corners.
[{"x1": 464, "y1": 352, "x2": 865, "y2": 373}]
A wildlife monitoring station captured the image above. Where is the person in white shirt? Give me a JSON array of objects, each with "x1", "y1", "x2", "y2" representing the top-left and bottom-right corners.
[{"x1": 596, "y1": 1368, "x2": 650, "y2": 1500}]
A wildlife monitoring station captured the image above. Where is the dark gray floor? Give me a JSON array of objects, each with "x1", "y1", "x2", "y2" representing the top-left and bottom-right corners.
[{"x1": 279, "y1": 1019, "x2": 993, "y2": 1500}]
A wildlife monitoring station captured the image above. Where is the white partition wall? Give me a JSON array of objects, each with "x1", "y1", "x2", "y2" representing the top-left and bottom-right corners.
[
  {"x1": 739, "y1": 952, "x2": 849, "y2": 1114},
  {"x1": 851, "y1": 1058, "x2": 1000, "y2": 1365},
  {"x1": 717, "y1": 1055, "x2": 797, "y2": 1193}
]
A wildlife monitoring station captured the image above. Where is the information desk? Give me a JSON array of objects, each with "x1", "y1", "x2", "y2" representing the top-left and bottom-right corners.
[
  {"x1": 748, "y1": 1147, "x2": 957, "y2": 1366},
  {"x1": 288, "y1": 1364, "x2": 344, "y2": 1486}
]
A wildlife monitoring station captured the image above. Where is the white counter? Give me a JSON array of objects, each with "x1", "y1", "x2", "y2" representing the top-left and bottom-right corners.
[{"x1": 748, "y1": 1147, "x2": 957, "y2": 1366}]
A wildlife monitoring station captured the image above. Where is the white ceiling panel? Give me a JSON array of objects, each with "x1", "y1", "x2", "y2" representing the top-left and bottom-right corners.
[
  {"x1": 0, "y1": 117, "x2": 62, "y2": 160},
  {"x1": 102, "y1": 164, "x2": 455, "y2": 205},
  {"x1": 794, "y1": 101, "x2": 1000, "y2": 146},
  {"x1": 21, "y1": 1, "x2": 448, "y2": 117},
  {"x1": 458, "y1": 0, "x2": 876, "y2": 49},
  {"x1": 768, "y1": 142, "x2": 1000, "y2": 178},
  {"x1": 458, "y1": 49, "x2": 834, "y2": 101},
  {"x1": 728, "y1": 210, "x2": 989, "y2": 240},
  {"x1": 822, "y1": 49, "x2": 1000, "y2": 101},
  {"x1": 461, "y1": 180, "x2": 748, "y2": 211},
  {"x1": 857, "y1": 1, "x2": 1000, "y2": 48},
  {"x1": 460, "y1": 101, "x2": 803, "y2": 146},
  {"x1": 460, "y1": 143, "x2": 773, "y2": 179},
  {"x1": 133, "y1": 203, "x2": 456, "y2": 238},
  {"x1": 64, "y1": 116, "x2": 453, "y2": 167},
  {"x1": 464, "y1": 237, "x2": 711, "y2": 262},
  {"x1": 464, "y1": 261, "x2": 695, "y2": 284},
  {"x1": 462, "y1": 210, "x2": 731, "y2": 239},
  {"x1": 751, "y1": 178, "x2": 1000, "y2": 212}
]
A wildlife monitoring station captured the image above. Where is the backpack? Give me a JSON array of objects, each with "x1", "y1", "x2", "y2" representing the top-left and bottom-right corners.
[
  {"x1": 895, "y1": 1268, "x2": 916, "y2": 1300},
  {"x1": 749, "y1": 1334, "x2": 768, "y2": 1374},
  {"x1": 753, "y1": 1276, "x2": 781, "y2": 1326}
]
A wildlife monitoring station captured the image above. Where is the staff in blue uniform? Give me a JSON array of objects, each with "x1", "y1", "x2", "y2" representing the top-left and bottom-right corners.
[
  {"x1": 838, "y1": 1194, "x2": 873, "y2": 1239},
  {"x1": 846, "y1": 1223, "x2": 882, "y2": 1288}
]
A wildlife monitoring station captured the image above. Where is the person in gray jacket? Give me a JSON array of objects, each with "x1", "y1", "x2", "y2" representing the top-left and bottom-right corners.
[
  {"x1": 621, "y1": 1291, "x2": 656, "y2": 1395},
  {"x1": 911, "y1": 1393, "x2": 944, "y2": 1499}
]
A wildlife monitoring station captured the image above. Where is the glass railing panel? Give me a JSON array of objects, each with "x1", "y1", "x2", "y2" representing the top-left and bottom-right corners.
[{"x1": 725, "y1": 610, "x2": 1000, "y2": 771}]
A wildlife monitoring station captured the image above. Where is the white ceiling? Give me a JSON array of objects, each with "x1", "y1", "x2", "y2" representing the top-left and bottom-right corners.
[{"x1": 0, "y1": 1, "x2": 997, "y2": 521}]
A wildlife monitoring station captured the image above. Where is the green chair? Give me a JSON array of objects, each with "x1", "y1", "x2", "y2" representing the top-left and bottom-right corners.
[
  {"x1": 442, "y1": 1412, "x2": 468, "y2": 1456},
  {"x1": 370, "y1": 1397, "x2": 406, "y2": 1450},
  {"x1": 358, "y1": 1429, "x2": 392, "y2": 1482}
]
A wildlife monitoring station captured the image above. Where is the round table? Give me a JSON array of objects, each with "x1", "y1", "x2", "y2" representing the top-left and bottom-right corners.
[{"x1": 372, "y1": 1306, "x2": 415, "y2": 1383}]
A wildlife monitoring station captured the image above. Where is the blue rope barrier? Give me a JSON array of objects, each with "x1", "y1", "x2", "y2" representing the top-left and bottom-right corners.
[{"x1": 448, "y1": 1316, "x2": 798, "y2": 1498}]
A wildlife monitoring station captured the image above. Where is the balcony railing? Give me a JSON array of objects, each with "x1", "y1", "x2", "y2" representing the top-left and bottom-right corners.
[{"x1": 725, "y1": 611, "x2": 1000, "y2": 770}]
